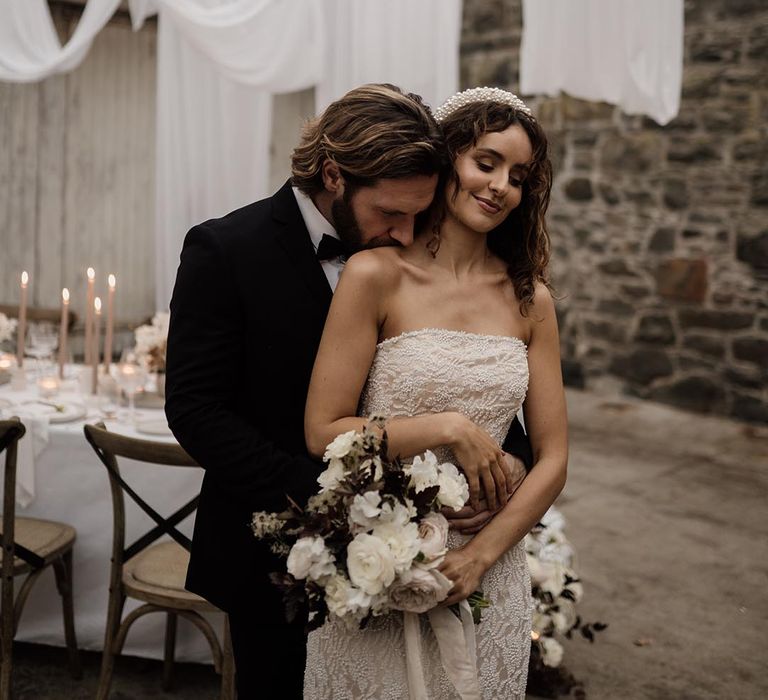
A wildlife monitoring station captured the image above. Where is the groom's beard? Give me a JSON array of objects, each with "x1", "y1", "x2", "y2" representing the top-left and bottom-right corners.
[{"x1": 331, "y1": 190, "x2": 365, "y2": 253}]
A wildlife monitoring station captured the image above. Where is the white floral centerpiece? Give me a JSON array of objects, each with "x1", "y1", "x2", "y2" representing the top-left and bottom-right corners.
[
  {"x1": 134, "y1": 311, "x2": 170, "y2": 373},
  {"x1": 0, "y1": 313, "x2": 17, "y2": 348},
  {"x1": 252, "y1": 418, "x2": 473, "y2": 631}
]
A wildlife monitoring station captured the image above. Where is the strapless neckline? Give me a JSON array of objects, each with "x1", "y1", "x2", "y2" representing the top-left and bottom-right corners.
[{"x1": 376, "y1": 327, "x2": 527, "y2": 350}]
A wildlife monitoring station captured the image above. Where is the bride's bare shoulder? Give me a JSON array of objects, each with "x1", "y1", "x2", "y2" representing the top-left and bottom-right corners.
[{"x1": 340, "y1": 247, "x2": 406, "y2": 288}]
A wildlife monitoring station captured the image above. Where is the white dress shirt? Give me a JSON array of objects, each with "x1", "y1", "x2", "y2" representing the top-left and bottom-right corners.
[{"x1": 292, "y1": 186, "x2": 345, "y2": 292}]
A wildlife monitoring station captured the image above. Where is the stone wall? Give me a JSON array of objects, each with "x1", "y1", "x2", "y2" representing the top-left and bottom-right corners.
[{"x1": 461, "y1": 0, "x2": 768, "y2": 423}]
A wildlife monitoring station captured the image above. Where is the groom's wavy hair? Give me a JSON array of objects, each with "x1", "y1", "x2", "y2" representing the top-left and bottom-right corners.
[
  {"x1": 291, "y1": 84, "x2": 446, "y2": 196},
  {"x1": 438, "y1": 101, "x2": 553, "y2": 316}
]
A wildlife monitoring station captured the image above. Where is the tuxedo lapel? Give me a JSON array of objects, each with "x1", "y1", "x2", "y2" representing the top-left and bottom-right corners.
[{"x1": 271, "y1": 181, "x2": 334, "y2": 309}]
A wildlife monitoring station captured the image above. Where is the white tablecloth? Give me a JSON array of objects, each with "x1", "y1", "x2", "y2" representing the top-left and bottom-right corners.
[{"x1": 0, "y1": 370, "x2": 222, "y2": 663}]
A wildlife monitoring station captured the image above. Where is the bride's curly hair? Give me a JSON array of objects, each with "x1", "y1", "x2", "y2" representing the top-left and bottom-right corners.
[{"x1": 438, "y1": 101, "x2": 553, "y2": 316}]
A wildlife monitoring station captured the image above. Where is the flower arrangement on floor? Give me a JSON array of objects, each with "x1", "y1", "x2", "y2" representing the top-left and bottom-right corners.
[
  {"x1": 133, "y1": 311, "x2": 170, "y2": 372},
  {"x1": 525, "y1": 507, "x2": 607, "y2": 697},
  {"x1": 252, "y1": 418, "x2": 472, "y2": 630}
]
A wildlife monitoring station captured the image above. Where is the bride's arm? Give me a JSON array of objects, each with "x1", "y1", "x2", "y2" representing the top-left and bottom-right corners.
[
  {"x1": 305, "y1": 250, "x2": 511, "y2": 510},
  {"x1": 440, "y1": 283, "x2": 568, "y2": 604}
]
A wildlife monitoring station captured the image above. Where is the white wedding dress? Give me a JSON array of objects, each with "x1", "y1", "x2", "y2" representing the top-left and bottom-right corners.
[{"x1": 304, "y1": 328, "x2": 533, "y2": 699}]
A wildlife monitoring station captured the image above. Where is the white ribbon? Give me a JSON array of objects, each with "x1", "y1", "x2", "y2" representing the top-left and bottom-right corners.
[{"x1": 403, "y1": 601, "x2": 481, "y2": 700}]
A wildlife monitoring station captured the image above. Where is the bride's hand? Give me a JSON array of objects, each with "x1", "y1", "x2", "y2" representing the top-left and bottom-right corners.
[
  {"x1": 438, "y1": 547, "x2": 486, "y2": 607},
  {"x1": 444, "y1": 413, "x2": 509, "y2": 511}
]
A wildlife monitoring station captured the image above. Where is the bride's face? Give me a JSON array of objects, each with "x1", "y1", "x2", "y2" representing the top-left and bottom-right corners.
[{"x1": 446, "y1": 124, "x2": 533, "y2": 234}]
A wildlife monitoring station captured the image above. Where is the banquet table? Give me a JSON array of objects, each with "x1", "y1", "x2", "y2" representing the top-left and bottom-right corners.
[{"x1": 0, "y1": 367, "x2": 222, "y2": 664}]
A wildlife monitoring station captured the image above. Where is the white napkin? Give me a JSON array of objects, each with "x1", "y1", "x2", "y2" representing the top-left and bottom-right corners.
[{"x1": 10, "y1": 407, "x2": 51, "y2": 508}]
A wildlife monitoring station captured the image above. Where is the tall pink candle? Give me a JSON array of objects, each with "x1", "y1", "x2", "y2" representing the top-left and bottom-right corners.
[
  {"x1": 58, "y1": 288, "x2": 69, "y2": 379},
  {"x1": 85, "y1": 267, "x2": 95, "y2": 365},
  {"x1": 92, "y1": 296, "x2": 102, "y2": 395},
  {"x1": 103, "y1": 274, "x2": 116, "y2": 374},
  {"x1": 16, "y1": 271, "x2": 28, "y2": 368}
]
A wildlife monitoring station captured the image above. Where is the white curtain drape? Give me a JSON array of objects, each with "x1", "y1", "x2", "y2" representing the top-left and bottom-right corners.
[
  {"x1": 315, "y1": 0, "x2": 461, "y2": 113},
  {"x1": 130, "y1": 0, "x2": 324, "y2": 309},
  {"x1": 1, "y1": 0, "x2": 462, "y2": 310},
  {"x1": 520, "y1": 0, "x2": 683, "y2": 125},
  {"x1": 0, "y1": 0, "x2": 120, "y2": 81}
]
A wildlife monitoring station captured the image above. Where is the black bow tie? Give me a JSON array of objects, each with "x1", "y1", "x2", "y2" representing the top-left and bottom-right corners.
[{"x1": 316, "y1": 234, "x2": 349, "y2": 262}]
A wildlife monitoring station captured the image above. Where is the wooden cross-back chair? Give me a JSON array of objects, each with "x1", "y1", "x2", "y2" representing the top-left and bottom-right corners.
[
  {"x1": 83, "y1": 422, "x2": 235, "y2": 700},
  {"x1": 0, "y1": 418, "x2": 81, "y2": 699}
]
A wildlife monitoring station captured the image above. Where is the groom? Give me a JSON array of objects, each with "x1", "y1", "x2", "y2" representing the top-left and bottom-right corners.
[{"x1": 165, "y1": 84, "x2": 532, "y2": 698}]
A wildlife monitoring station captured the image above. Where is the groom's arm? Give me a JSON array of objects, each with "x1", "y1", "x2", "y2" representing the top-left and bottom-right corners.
[
  {"x1": 501, "y1": 415, "x2": 533, "y2": 472},
  {"x1": 165, "y1": 224, "x2": 321, "y2": 508}
]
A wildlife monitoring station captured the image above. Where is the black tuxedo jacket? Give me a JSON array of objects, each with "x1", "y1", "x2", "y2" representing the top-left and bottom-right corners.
[{"x1": 165, "y1": 180, "x2": 532, "y2": 615}]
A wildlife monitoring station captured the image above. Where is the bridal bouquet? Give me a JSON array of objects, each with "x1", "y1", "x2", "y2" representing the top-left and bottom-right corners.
[{"x1": 252, "y1": 418, "x2": 470, "y2": 631}]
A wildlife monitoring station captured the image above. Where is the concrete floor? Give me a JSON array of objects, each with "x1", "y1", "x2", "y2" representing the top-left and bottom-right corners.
[{"x1": 7, "y1": 389, "x2": 768, "y2": 699}]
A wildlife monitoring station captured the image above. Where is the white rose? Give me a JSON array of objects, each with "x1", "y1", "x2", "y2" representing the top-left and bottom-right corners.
[
  {"x1": 436, "y1": 462, "x2": 469, "y2": 511},
  {"x1": 323, "y1": 430, "x2": 358, "y2": 460},
  {"x1": 372, "y1": 520, "x2": 421, "y2": 573},
  {"x1": 551, "y1": 599, "x2": 576, "y2": 633},
  {"x1": 286, "y1": 536, "x2": 336, "y2": 582},
  {"x1": 388, "y1": 568, "x2": 453, "y2": 613},
  {"x1": 348, "y1": 491, "x2": 382, "y2": 531},
  {"x1": 324, "y1": 573, "x2": 372, "y2": 620},
  {"x1": 346, "y1": 533, "x2": 396, "y2": 595},
  {"x1": 540, "y1": 507, "x2": 566, "y2": 533},
  {"x1": 539, "y1": 637, "x2": 564, "y2": 668},
  {"x1": 527, "y1": 553, "x2": 559, "y2": 587},
  {"x1": 539, "y1": 561, "x2": 568, "y2": 598},
  {"x1": 317, "y1": 457, "x2": 345, "y2": 492},
  {"x1": 408, "y1": 451, "x2": 440, "y2": 492},
  {"x1": 417, "y1": 513, "x2": 449, "y2": 566}
]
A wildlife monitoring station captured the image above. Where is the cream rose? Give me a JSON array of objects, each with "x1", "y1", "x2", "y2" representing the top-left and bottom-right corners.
[
  {"x1": 388, "y1": 568, "x2": 453, "y2": 613},
  {"x1": 348, "y1": 491, "x2": 383, "y2": 532},
  {"x1": 286, "y1": 536, "x2": 336, "y2": 582},
  {"x1": 317, "y1": 457, "x2": 345, "y2": 492},
  {"x1": 539, "y1": 637, "x2": 564, "y2": 668},
  {"x1": 324, "y1": 573, "x2": 372, "y2": 619},
  {"x1": 346, "y1": 533, "x2": 396, "y2": 595},
  {"x1": 417, "y1": 512, "x2": 449, "y2": 566},
  {"x1": 372, "y1": 520, "x2": 421, "y2": 573}
]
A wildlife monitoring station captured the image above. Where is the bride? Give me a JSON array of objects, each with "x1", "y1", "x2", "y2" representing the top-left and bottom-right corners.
[{"x1": 303, "y1": 87, "x2": 568, "y2": 699}]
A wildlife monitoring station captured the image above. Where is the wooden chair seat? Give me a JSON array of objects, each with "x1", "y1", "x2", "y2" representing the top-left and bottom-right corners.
[
  {"x1": 0, "y1": 518, "x2": 76, "y2": 575},
  {"x1": 123, "y1": 541, "x2": 215, "y2": 612}
]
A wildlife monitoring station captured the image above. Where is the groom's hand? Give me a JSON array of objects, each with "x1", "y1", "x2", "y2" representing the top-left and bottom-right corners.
[{"x1": 443, "y1": 453, "x2": 527, "y2": 534}]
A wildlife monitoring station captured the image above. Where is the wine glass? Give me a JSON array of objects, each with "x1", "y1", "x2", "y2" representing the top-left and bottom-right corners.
[
  {"x1": 26, "y1": 322, "x2": 58, "y2": 375},
  {"x1": 112, "y1": 348, "x2": 147, "y2": 424}
]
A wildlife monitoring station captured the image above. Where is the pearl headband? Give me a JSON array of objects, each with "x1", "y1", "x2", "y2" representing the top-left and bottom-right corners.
[{"x1": 433, "y1": 86, "x2": 532, "y2": 123}]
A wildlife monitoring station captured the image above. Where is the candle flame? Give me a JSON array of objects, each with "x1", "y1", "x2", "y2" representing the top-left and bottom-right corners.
[
  {"x1": 531, "y1": 630, "x2": 540, "y2": 641},
  {"x1": 21, "y1": 271, "x2": 28, "y2": 286},
  {"x1": 62, "y1": 288, "x2": 70, "y2": 303},
  {"x1": 87, "y1": 267, "x2": 95, "y2": 280},
  {"x1": 95, "y1": 296, "x2": 102, "y2": 313},
  {"x1": 108, "y1": 274, "x2": 116, "y2": 289}
]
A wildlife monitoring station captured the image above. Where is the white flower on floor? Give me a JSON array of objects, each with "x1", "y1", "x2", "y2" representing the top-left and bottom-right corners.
[
  {"x1": 416, "y1": 512, "x2": 449, "y2": 566},
  {"x1": 388, "y1": 567, "x2": 453, "y2": 614},
  {"x1": 323, "y1": 430, "x2": 358, "y2": 460},
  {"x1": 407, "y1": 450, "x2": 440, "y2": 492},
  {"x1": 346, "y1": 533, "x2": 396, "y2": 595},
  {"x1": 539, "y1": 636, "x2": 564, "y2": 667},
  {"x1": 287, "y1": 536, "x2": 336, "y2": 582},
  {"x1": 436, "y1": 461, "x2": 470, "y2": 510}
]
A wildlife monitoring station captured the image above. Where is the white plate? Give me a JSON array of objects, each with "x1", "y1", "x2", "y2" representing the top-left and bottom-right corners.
[
  {"x1": 18, "y1": 400, "x2": 87, "y2": 424},
  {"x1": 135, "y1": 418, "x2": 173, "y2": 436}
]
